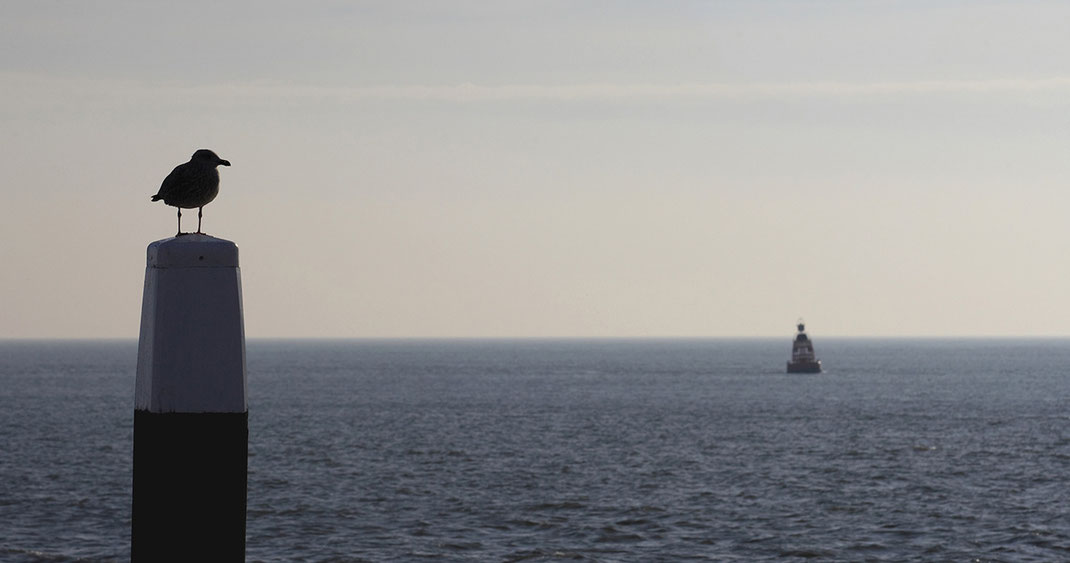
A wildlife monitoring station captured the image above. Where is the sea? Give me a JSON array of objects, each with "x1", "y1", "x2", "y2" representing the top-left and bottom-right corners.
[{"x1": 2, "y1": 338, "x2": 1070, "y2": 562}]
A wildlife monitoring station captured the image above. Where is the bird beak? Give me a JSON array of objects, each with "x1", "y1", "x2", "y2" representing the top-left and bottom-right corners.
[{"x1": 220, "y1": 159, "x2": 231, "y2": 166}]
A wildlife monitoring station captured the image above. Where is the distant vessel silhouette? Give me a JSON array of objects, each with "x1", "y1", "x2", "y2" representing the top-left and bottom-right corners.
[{"x1": 787, "y1": 321, "x2": 822, "y2": 373}]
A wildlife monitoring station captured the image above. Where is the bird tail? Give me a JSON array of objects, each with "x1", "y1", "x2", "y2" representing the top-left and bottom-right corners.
[{"x1": 151, "y1": 194, "x2": 162, "y2": 201}]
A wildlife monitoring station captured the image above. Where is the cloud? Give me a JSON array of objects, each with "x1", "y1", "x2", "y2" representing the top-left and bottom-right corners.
[
  {"x1": 199, "y1": 77, "x2": 1070, "y2": 102},
  {"x1": 7, "y1": 72, "x2": 1070, "y2": 111}
]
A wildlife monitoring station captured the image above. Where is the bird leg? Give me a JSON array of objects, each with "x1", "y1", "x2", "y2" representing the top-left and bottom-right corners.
[
  {"x1": 176, "y1": 208, "x2": 183, "y2": 236},
  {"x1": 197, "y1": 207, "x2": 204, "y2": 234}
]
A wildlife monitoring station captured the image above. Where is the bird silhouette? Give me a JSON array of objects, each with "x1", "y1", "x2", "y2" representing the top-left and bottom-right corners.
[{"x1": 151, "y1": 149, "x2": 231, "y2": 235}]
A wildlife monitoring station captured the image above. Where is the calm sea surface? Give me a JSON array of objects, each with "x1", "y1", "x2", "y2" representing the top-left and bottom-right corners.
[{"x1": 2, "y1": 339, "x2": 1070, "y2": 562}]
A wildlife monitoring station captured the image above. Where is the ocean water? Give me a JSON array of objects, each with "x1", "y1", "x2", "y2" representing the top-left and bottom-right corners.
[{"x1": 2, "y1": 338, "x2": 1070, "y2": 562}]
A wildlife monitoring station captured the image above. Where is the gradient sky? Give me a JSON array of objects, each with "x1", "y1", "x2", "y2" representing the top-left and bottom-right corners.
[{"x1": 4, "y1": 1, "x2": 1070, "y2": 338}]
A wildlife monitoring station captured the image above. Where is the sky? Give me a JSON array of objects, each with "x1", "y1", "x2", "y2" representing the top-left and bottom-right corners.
[{"x1": 3, "y1": 1, "x2": 1070, "y2": 339}]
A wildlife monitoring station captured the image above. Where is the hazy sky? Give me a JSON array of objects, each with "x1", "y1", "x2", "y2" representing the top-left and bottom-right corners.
[{"x1": 4, "y1": 1, "x2": 1070, "y2": 338}]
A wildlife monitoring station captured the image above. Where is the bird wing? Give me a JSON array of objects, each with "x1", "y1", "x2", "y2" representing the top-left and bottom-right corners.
[{"x1": 153, "y1": 162, "x2": 191, "y2": 200}]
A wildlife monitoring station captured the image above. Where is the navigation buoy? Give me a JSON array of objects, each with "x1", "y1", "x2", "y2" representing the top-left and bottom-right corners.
[{"x1": 786, "y1": 320, "x2": 822, "y2": 373}]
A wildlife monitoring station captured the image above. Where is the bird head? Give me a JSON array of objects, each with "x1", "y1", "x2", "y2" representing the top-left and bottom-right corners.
[{"x1": 192, "y1": 149, "x2": 231, "y2": 167}]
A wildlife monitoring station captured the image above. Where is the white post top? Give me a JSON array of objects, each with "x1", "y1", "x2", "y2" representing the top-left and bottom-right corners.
[
  {"x1": 147, "y1": 234, "x2": 239, "y2": 269},
  {"x1": 136, "y1": 235, "x2": 246, "y2": 413}
]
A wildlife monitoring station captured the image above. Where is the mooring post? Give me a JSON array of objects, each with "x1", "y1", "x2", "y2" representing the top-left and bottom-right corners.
[{"x1": 132, "y1": 234, "x2": 247, "y2": 562}]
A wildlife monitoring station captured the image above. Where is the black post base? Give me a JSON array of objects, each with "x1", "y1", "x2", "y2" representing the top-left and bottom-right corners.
[{"x1": 132, "y1": 410, "x2": 248, "y2": 562}]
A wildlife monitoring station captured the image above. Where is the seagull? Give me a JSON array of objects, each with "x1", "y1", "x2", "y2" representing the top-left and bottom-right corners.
[{"x1": 151, "y1": 149, "x2": 231, "y2": 235}]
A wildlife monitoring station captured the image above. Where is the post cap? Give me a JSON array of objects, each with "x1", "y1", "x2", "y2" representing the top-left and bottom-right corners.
[{"x1": 147, "y1": 234, "x2": 239, "y2": 268}]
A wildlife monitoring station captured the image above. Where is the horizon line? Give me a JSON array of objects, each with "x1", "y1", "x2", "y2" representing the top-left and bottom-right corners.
[{"x1": 6, "y1": 335, "x2": 1070, "y2": 342}]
